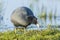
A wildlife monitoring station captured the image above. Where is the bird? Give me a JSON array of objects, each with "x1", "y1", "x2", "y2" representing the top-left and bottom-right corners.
[{"x1": 11, "y1": 7, "x2": 39, "y2": 33}]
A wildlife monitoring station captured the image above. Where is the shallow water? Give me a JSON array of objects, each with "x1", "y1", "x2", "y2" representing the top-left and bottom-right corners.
[{"x1": 0, "y1": 0, "x2": 60, "y2": 32}]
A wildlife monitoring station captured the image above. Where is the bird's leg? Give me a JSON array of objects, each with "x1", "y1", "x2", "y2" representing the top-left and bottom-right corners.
[
  {"x1": 16, "y1": 27, "x2": 25, "y2": 34},
  {"x1": 24, "y1": 27, "x2": 26, "y2": 40},
  {"x1": 14, "y1": 27, "x2": 26, "y2": 34},
  {"x1": 24, "y1": 27, "x2": 27, "y2": 34},
  {"x1": 14, "y1": 27, "x2": 16, "y2": 34},
  {"x1": 24, "y1": 27, "x2": 26, "y2": 34}
]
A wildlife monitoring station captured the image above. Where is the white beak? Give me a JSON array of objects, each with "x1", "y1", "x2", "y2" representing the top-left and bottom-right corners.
[{"x1": 36, "y1": 23, "x2": 40, "y2": 28}]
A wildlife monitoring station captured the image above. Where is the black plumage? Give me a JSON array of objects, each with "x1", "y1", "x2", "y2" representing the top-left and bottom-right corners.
[{"x1": 11, "y1": 7, "x2": 38, "y2": 28}]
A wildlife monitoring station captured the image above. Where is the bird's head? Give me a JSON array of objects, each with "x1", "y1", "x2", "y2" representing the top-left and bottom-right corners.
[{"x1": 27, "y1": 16, "x2": 40, "y2": 28}]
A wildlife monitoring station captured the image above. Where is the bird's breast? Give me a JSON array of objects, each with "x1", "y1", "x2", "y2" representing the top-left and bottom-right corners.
[{"x1": 11, "y1": 11, "x2": 29, "y2": 26}]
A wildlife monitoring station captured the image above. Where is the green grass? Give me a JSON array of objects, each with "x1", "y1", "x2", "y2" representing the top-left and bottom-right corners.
[{"x1": 0, "y1": 29, "x2": 60, "y2": 40}]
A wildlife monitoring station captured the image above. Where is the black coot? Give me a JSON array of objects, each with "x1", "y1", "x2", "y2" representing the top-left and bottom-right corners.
[{"x1": 11, "y1": 7, "x2": 39, "y2": 33}]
